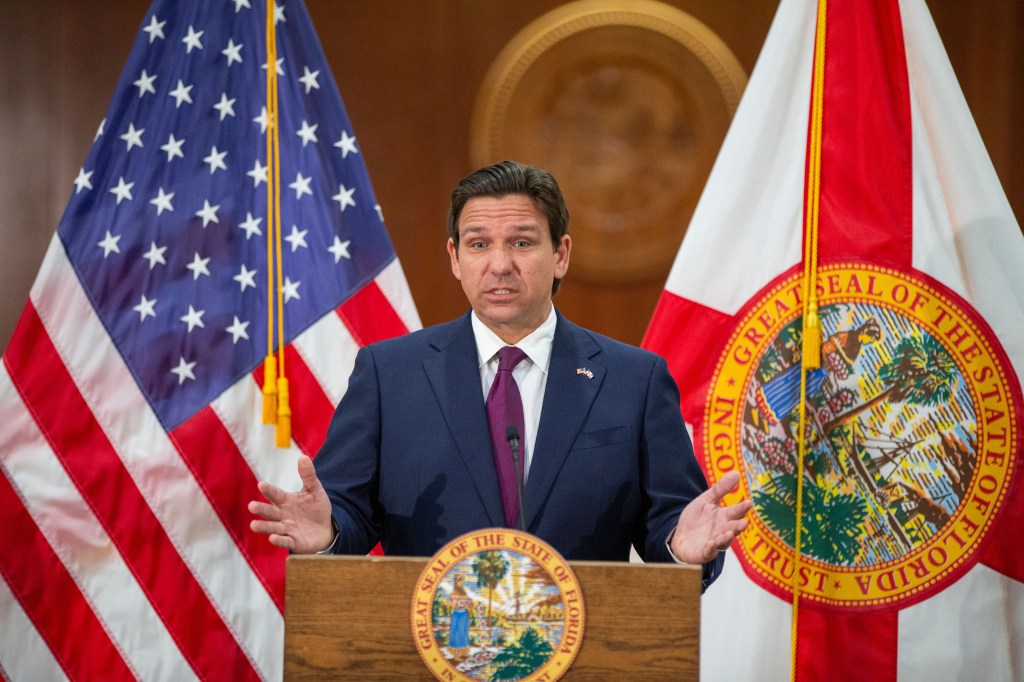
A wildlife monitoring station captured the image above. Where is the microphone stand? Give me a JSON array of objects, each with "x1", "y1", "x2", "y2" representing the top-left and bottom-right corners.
[{"x1": 505, "y1": 426, "x2": 527, "y2": 532}]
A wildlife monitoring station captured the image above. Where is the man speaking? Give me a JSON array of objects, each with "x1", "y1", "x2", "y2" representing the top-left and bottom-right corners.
[{"x1": 249, "y1": 161, "x2": 751, "y2": 589}]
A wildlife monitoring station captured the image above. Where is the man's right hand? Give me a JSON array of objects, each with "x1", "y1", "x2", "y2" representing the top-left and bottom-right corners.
[{"x1": 248, "y1": 455, "x2": 335, "y2": 553}]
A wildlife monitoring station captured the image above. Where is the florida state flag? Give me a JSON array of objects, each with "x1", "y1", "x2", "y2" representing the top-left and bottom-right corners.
[{"x1": 643, "y1": 0, "x2": 1024, "y2": 679}]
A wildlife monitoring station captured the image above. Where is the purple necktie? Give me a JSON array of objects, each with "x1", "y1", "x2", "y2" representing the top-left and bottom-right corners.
[{"x1": 486, "y1": 346, "x2": 527, "y2": 528}]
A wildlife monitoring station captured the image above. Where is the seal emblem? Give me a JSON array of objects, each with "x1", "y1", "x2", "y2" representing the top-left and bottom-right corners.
[
  {"x1": 706, "y1": 263, "x2": 1019, "y2": 607},
  {"x1": 411, "y1": 529, "x2": 585, "y2": 681}
]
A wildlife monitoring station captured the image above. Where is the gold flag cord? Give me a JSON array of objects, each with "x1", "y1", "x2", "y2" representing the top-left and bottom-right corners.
[
  {"x1": 260, "y1": 0, "x2": 291, "y2": 447},
  {"x1": 792, "y1": 0, "x2": 827, "y2": 678}
]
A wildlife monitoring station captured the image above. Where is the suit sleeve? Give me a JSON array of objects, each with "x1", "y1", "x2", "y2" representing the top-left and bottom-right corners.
[
  {"x1": 636, "y1": 355, "x2": 725, "y2": 590},
  {"x1": 313, "y1": 345, "x2": 383, "y2": 554}
]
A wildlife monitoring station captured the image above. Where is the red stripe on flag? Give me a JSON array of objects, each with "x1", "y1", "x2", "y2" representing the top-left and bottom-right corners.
[
  {"x1": 337, "y1": 281, "x2": 410, "y2": 346},
  {"x1": 815, "y1": 0, "x2": 912, "y2": 267},
  {"x1": 4, "y1": 304, "x2": 260, "y2": 682},
  {"x1": 980, "y1": 474, "x2": 1024, "y2": 582},
  {"x1": 797, "y1": 608, "x2": 898, "y2": 682},
  {"x1": 170, "y1": 407, "x2": 288, "y2": 610},
  {"x1": 642, "y1": 290, "x2": 737, "y2": 424},
  {"x1": 0, "y1": 464, "x2": 134, "y2": 681},
  {"x1": 252, "y1": 344, "x2": 336, "y2": 458}
]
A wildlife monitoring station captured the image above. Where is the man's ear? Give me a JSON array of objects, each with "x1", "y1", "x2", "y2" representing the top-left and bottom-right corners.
[
  {"x1": 553, "y1": 235, "x2": 571, "y2": 279},
  {"x1": 447, "y1": 238, "x2": 462, "y2": 280}
]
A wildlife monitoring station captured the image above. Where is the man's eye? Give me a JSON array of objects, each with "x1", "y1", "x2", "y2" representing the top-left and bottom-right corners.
[{"x1": 514, "y1": 240, "x2": 530, "y2": 248}]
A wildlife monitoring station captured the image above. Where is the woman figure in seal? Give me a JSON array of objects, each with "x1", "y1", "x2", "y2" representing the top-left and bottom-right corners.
[{"x1": 448, "y1": 574, "x2": 472, "y2": 662}]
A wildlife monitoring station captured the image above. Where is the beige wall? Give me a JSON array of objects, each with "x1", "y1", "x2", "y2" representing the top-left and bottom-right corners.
[{"x1": 1, "y1": 0, "x2": 1021, "y2": 352}]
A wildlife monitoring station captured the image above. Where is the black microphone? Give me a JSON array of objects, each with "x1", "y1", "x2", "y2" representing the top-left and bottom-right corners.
[{"x1": 505, "y1": 426, "x2": 527, "y2": 532}]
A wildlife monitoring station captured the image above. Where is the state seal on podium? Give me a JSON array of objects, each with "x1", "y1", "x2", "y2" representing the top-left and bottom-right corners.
[{"x1": 411, "y1": 529, "x2": 585, "y2": 681}]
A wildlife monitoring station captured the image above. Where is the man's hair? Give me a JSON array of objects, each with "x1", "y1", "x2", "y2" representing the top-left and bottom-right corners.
[{"x1": 447, "y1": 160, "x2": 570, "y2": 294}]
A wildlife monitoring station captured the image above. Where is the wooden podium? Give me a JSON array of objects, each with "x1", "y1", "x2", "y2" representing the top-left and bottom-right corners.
[{"x1": 284, "y1": 555, "x2": 702, "y2": 680}]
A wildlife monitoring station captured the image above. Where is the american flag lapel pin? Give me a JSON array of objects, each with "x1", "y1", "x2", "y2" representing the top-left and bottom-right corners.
[{"x1": 576, "y1": 367, "x2": 594, "y2": 379}]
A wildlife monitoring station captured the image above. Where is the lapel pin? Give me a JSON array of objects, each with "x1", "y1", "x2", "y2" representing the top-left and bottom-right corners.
[{"x1": 576, "y1": 367, "x2": 594, "y2": 379}]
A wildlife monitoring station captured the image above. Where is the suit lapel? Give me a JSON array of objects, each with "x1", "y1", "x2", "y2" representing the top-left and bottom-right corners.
[
  {"x1": 422, "y1": 313, "x2": 504, "y2": 527},
  {"x1": 524, "y1": 314, "x2": 604, "y2": 530}
]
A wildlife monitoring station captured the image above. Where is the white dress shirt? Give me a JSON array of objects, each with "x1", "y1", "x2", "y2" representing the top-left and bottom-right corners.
[{"x1": 470, "y1": 306, "x2": 557, "y2": 484}]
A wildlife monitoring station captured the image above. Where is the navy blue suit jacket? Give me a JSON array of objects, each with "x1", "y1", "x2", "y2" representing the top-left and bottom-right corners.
[{"x1": 315, "y1": 310, "x2": 723, "y2": 587}]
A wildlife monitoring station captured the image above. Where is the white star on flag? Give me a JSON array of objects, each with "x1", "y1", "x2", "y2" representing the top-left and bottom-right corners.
[
  {"x1": 182, "y1": 25, "x2": 204, "y2": 53},
  {"x1": 226, "y1": 316, "x2": 250, "y2": 343},
  {"x1": 169, "y1": 80, "x2": 194, "y2": 107},
  {"x1": 195, "y1": 200, "x2": 220, "y2": 227},
  {"x1": 299, "y1": 66, "x2": 320, "y2": 93},
  {"x1": 285, "y1": 225, "x2": 309, "y2": 252},
  {"x1": 142, "y1": 241, "x2": 167, "y2": 269},
  {"x1": 97, "y1": 230, "x2": 121, "y2": 257},
  {"x1": 149, "y1": 187, "x2": 175, "y2": 215},
  {"x1": 247, "y1": 160, "x2": 268, "y2": 187},
  {"x1": 170, "y1": 356, "x2": 197, "y2": 385},
  {"x1": 142, "y1": 15, "x2": 166, "y2": 43},
  {"x1": 161, "y1": 133, "x2": 185, "y2": 161},
  {"x1": 180, "y1": 305, "x2": 206, "y2": 333},
  {"x1": 328, "y1": 236, "x2": 351, "y2": 263},
  {"x1": 73, "y1": 168, "x2": 93, "y2": 194},
  {"x1": 281, "y1": 276, "x2": 301, "y2": 302},
  {"x1": 213, "y1": 93, "x2": 237, "y2": 120},
  {"x1": 109, "y1": 176, "x2": 134, "y2": 204},
  {"x1": 133, "y1": 294, "x2": 157, "y2": 322},
  {"x1": 185, "y1": 252, "x2": 211, "y2": 280},
  {"x1": 203, "y1": 146, "x2": 227, "y2": 174},
  {"x1": 221, "y1": 39, "x2": 243, "y2": 66},
  {"x1": 120, "y1": 123, "x2": 145, "y2": 151},
  {"x1": 233, "y1": 264, "x2": 257, "y2": 291},
  {"x1": 289, "y1": 172, "x2": 312, "y2": 199},
  {"x1": 238, "y1": 212, "x2": 262, "y2": 240},
  {"x1": 334, "y1": 130, "x2": 358, "y2": 158},
  {"x1": 296, "y1": 120, "x2": 318, "y2": 147},
  {"x1": 134, "y1": 70, "x2": 157, "y2": 98},
  {"x1": 253, "y1": 106, "x2": 269, "y2": 133},
  {"x1": 333, "y1": 184, "x2": 356, "y2": 211}
]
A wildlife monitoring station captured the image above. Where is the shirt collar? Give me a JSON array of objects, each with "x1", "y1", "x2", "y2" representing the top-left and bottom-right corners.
[{"x1": 470, "y1": 306, "x2": 557, "y2": 373}]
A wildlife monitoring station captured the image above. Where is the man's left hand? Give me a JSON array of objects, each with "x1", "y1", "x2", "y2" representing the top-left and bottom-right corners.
[{"x1": 670, "y1": 470, "x2": 753, "y2": 565}]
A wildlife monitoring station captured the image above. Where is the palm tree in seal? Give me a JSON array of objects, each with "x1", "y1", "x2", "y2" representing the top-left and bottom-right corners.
[{"x1": 473, "y1": 550, "x2": 509, "y2": 627}]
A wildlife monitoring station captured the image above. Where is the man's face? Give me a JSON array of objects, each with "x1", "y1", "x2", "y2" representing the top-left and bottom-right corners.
[{"x1": 448, "y1": 194, "x2": 571, "y2": 344}]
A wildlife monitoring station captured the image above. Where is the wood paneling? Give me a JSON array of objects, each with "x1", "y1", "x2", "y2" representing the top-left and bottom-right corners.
[{"x1": 1, "y1": 0, "x2": 1020, "y2": 351}]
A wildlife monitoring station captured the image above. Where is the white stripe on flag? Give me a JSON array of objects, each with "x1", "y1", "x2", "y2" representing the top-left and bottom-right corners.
[
  {"x1": 292, "y1": 308, "x2": 359, "y2": 409},
  {"x1": 903, "y1": 0, "x2": 1024, "y2": 387},
  {"x1": 0, "y1": 363, "x2": 197, "y2": 682},
  {"x1": 700, "y1": 551, "x2": 791, "y2": 681},
  {"x1": 0, "y1": 572, "x2": 69, "y2": 682},
  {"x1": 211, "y1": 377, "x2": 303, "y2": 492},
  {"x1": 29, "y1": 237, "x2": 281, "y2": 679},
  {"x1": 898, "y1": 563, "x2": 1024, "y2": 680},
  {"x1": 662, "y1": 0, "x2": 815, "y2": 314},
  {"x1": 377, "y1": 258, "x2": 424, "y2": 331}
]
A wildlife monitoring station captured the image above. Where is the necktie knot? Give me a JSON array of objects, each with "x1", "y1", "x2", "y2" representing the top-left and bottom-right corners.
[{"x1": 496, "y1": 346, "x2": 527, "y2": 372}]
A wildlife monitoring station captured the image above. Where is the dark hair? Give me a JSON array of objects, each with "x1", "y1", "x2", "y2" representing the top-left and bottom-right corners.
[{"x1": 447, "y1": 161, "x2": 570, "y2": 294}]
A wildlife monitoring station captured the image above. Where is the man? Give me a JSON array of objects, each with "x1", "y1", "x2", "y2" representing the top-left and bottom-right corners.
[{"x1": 249, "y1": 161, "x2": 751, "y2": 589}]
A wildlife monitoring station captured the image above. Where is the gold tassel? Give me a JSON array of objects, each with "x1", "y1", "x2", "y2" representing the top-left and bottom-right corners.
[
  {"x1": 275, "y1": 376, "x2": 291, "y2": 447},
  {"x1": 261, "y1": 355, "x2": 278, "y2": 424},
  {"x1": 802, "y1": 299, "x2": 822, "y2": 370}
]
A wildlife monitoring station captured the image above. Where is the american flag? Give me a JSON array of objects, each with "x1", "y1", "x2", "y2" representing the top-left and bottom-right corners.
[{"x1": 0, "y1": 1, "x2": 420, "y2": 679}]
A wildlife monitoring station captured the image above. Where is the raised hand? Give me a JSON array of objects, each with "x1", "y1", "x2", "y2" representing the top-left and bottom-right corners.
[
  {"x1": 248, "y1": 455, "x2": 335, "y2": 553},
  {"x1": 670, "y1": 470, "x2": 753, "y2": 565}
]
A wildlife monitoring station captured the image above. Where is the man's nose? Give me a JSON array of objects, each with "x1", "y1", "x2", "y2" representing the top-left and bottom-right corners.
[{"x1": 488, "y1": 245, "x2": 515, "y2": 274}]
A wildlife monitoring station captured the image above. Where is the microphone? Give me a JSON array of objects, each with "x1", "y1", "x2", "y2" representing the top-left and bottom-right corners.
[{"x1": 505, "y1": 426, "x2": 527, "y2": 532}]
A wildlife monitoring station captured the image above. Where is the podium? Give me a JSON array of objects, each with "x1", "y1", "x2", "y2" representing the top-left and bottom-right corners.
[{"x1": 284, "y1": 555, "x2": 702, "y2": 680}]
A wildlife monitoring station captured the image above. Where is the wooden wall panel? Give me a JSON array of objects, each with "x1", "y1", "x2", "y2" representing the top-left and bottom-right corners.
[{"x1": 1, "y1": 0, "x2": 1020, "y2": 352}]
